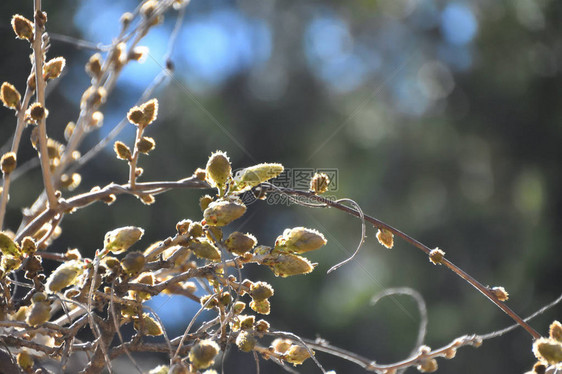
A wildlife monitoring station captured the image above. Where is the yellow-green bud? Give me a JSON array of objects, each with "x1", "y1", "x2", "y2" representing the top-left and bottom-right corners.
[
  {"x1": 428, "y1": 248, "x2": 445, "y2": 265},
  {"x1": 200, "y1": 195, "x2": 213, "y2": 211},
  {"x1": 219, "y1": 292, "x2": 232, "y2": 306},
  {"x1": 17, "y1": 351, "x2": 34, "y2": 371},
  {"x1": 188, "y1": 222, "x2": 204, "y2": 238},
  {"x1": 225, "y1": 232, "x2": 257, "y2": 255},
  {"x1": 232, "y1": 301, "x2": 246, "y2": 314},
  {"x1": 188, "y1": 339, "x2": 220, "y2": 369},
  {"x1": 200, "y1": 294, "x2": 218, "y2": 309},
  {"x1": 114, "y1": 141, "x2": 132, "y2": 161},
  {"x1": 1, "y1": 255, "x2": 21, "y2": 274},
  {"x1": 249, "y1": 299, "x2": 270, "y2": 315},
  {"x1": 275, "y1": 227, "x2": 327, "y2": 254},
  {"x1": 232, "y1": 163, "x2": 284, "y2": 192},
  {"x1": 255, "y1": 319, "x2": 270, "y2": 333},
  {"x1": 26, "y1": 301, "x2": 51, "y2": 326},
  {"x1": 134, "y1": 313, "x2": 164, "y2": 336},
  {"x1": 121, "y1": 251, "x2": 146, "y2": 275},
  {"x1": 203, "y1": 199, "x2": 246, "y2": 227},
  {"x1": 376, "y1": 228, "x2": 394, "y2": 249},
  {"x1": 21, "y1": 236, "x2": 37, "y2": 255},
  {"x1": 189, "y1": 239, "x2": 221, "y2": 261},
  {"x1": 285, "y1": 345, "x2": 313, "y2": 366},
  {"x1": 271, "y1": 338, "x2": 292, "y2": 354},
  {"x1": 264, "y1": 253, "x2": 315, "y2": 278},
  {"x1": 205, "y1": 151, "x2": 232, "y2": 191},
  {"x1": 43, "y1": 57, "x2": 66, "y2": 80},
  {"x1": 104, "y1": 226, "x2": 144, "y2": 254},
  {"x1": 417, "y1": 358, "x2": 438, "y2": 373},
  {"x1": 11, "y1": 15, "x2": 34, "y2": 41},
  {"x1": 236, "y1": 330, "x2": 256, "y2": 352},
  {"x1": 0, "y1": 231, "x2": 21, "y2": 256},
  {"x1": 309, "y1": 172, "x2": 330, "y2": 194},
  {"x1": 137, "y1": 136, "x2": 155, "y2": 154},
  {"x1": 250, "y1": 281, "x2": 274, "y2": 301},
  {"x1": 31, "y1": 292, "x2": 47, "y2": 303},
  {"x1": 80, "y1": 86, "x2": 107, "y2": 110},
  {"x1": 550, "y1": 321, "x2": 562, "y2": 342},
  {"x1": 176, "y1": 219, "x2": 192, "y2": 235},
  {"x1": 1, "y1": 82, "x2": 21, "y2": 110},
  {"x1": 46, "y1": 260, "x2": 84, "y2": 292},
  {"x1": 239, "y1": 315, "x2": 255, "y2": 330}
]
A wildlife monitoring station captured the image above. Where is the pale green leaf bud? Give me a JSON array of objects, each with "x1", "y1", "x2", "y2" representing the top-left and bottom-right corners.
[
  {"x1": 285, "y1": 345, "x2": 313, "y2": 366},
  {"x1": 236, "y1": 330, "x2": 256, "y2": 352},
  {"x1": 0, "y1": 231, "x2": 21, "y2": 256},
  {"x1": 205, "y1": 151, "x2": 232, "y2": 191},
  {"x1": 104, "y1": 226, "x2": 144, "y2": 254},
  {"x1": 189, "y1": 239, "x2": 221, "y2": 261},
  {"x1": 232, "y1": 163, "x2": 284, "y2": 192},
  {"x1": 26, "y1": 301, "x2": 51, "y2": 326},
  {"x1": 189, "y1": 339, "x2": 220, "y2": 369},
  {"x1": 225, "y1": 232, "x2": 257, "y2": 255},
  {"x1": 121, "y1": 251, "x2": 146, "y2": 275},
  {"x1": 203, "y1": 199, "x2": 246, "y2": 227},
  {"x1": 275, "y1": 227, "x2": 327, "y2": 254},
  {"x1": 46, "y1": 260, "x2": 84, "y2": 292}
]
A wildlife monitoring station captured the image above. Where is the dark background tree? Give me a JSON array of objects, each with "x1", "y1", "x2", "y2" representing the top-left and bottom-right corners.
[{"x1": 1, "y1": 0, "x2": 560, "y2": 372}]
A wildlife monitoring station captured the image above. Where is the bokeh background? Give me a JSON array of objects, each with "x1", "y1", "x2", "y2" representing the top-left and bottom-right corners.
[{"x1": 1, "y1": 0, "x2": 561, "y2": 372}]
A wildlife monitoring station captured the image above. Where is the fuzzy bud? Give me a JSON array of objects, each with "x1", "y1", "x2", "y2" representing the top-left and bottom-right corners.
[
  {"x1": 225, "y1": 232, "x2": 257, "y2": 255},
  {"x1": 46, "y1": 260, "x2": 84, "y2": 292},
  {"x1": 250, "y1": 281, "x2": 274, "y2": 301},
  {"x1": 1, "y1": 255, "x2": 21, "y2": 274},
  {"x1": 275, "y1": 227, "x2": 327, "y2": 254},
  {"x1": 550, "y1": 321, "x2": 562, "y2": 342},
  {"x1": 0, "y1": 232, "x2": 21, "y2": 257},
  {"x1": 490, "y1": 286, "x2": 509, "y2": 302},
  {"x1": 194, "y1": 168, "x2": 206, "y2": 181},
  {"x1": 27, "y1": 102, "x2": 47, "y2": 122},
  {"x1": 114, "y1": 141, "x2": 132, "y2": 160},
  {"x1": 1, "y1": 82, "x2": 21, "y2": 110},
  {"x1": 127, "y1": 99, "x2": 158, "y2": 128},
  {"x1": 1, "y1": 152, "x2": 16, "y2": 175},
  {"x1": 206, "y1": 151, "x2": 232, "y2": 191},
  {"x1": 86, "y1": 53, "x2": 103, "y2": 80},
  {"x1": 43, "y1": 57, "x2": 66, "y2": 80},
  {"x1": 199, "y1": 195, "x2": 213, "y2": 211},
  {"x1": 232, "y1": 163, "x2": 284, "y2": 192},
  {"x1": 88, "y1": 111, "x2": 104, "y2": 129},
  {"x1": 104, "y1": 226, "x2": 144, "y2": 254},
  {"x1": 417, "y1": 358, "x2": 438, "y2": 373},
  {"x1": 26, "y1": 300, "x2": 51, "y2": 326},
  {"x1": 129, "y1": 46, "x2": 149, "y2": 63},
  {"x1": 121, "y1": 251, "x2": 146, "y2": 275},
  {"x1": 134, "y1": 313, "x2": 164, "y2": 336},
  {"x1": 21, "y1": 236, "x2": 37, "y2": 255},
  {"x1": 139, "y1": 194, "x2": 155, "y2": 205},
  {"x1": 81, "y1": 86, "x2": 107, "y2": 109},
  {"x1": 203, "y1": 199, "x2": 246, "y2": 226},
  {"x1": 60, "y1": 173, "x2": 82, "y2": 191},
  {"x1": 236, "y1": 330, "x2": 256, "y2": 352},
  {"x1": 239, "y1": 315, "x2": 255, "y2": 330},
  {"x1": 264, "y1": 253, "x2": 315, "y2": 278},
  {"x1": 189, "y1": 222, "x2": 204, "y2": 237},
  {"x1": 137, "y1": 136, "x2": 155, "y2": 154},
  {"x1": 255, "y1": 319, "x2": 270, "y2": 332},
  {"x1": 189, "y1": 339, "x2": 220, "y2": 369},
  {"x1": 285, "y1": 345, "x2": 313, "y2": 366},
  {"x1": 141, "y1": 0, "x2": 158, "y2": 18},
  {"x1": 310, "y1": 172, "x2": 330, "y2": 194},
  {"x1": 249, "y1": 299, "x2": 270, "y2": 315},
  {"x1": 232, "y1": 301, "x2": 246, "y2": 314},
  {"x1": 17, "y1": 352, "x2": 34, "y2": 371},
  {"x1": 376, "y1": 228, "x2": 394, "y2": 249},
  {"x1": 176, "y1": 219, "x2": 192, "y2": 235},
  {"x1": 428, "y1": 248, "x2": 445, "y2": 265},
  {"x1": 11, "y1": 15, "x2": 34, "y2": 41},
  {"x1": 271, "y1": 338, "x2": 292, "y2": 354},
  {"x1": 189, "y1": 239, "x2": 221, "y2": 261}
]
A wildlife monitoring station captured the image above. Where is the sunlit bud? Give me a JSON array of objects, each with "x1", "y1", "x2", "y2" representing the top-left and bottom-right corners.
[
  {"x1": 141, "y1": 0, "x2": 158, "y2": 18},
  {"x1": 46, "y1": 260, "x2": 84, "y2": 292},
  {"x1": 129, "y1": 46, "x2": 149, "y2": 62},
  {"x1": 189, "y1": 339, "x2": 220, "y2": 369},
  {"x1": 271, "y1": 338, "x2": 292, "y2": 354},
  {"x1": 417, "y1": 358, "x2": 438, "y2": 373},
  {"x1": 121, "y1": 251, "x2": 146, "y2": 276},
  {"x1": 255, "y1": 319, "x2": 270, "y2": 333},
  {"x1": 60, "y1": 173, "x2": 81, "y2": 191},
  {"x1": 135, "y1": 167, "x2": 144, "y2": 177},
  {"x1": 194, "y1": 168, "x2": 206, "y2": 181},
  {"x1": 236, "y1": 330, "x2": 256, "y2": 352},
  {"x1": 429, "y1": 248, "x2": 445, "y2": 265},
  {"x1": 130, "y1": 272, "x2": 154, "y2": 301},
  {"x1": 80, "y1": 86, "x2": 107, "y2": 109},
  {"x1": 204, "y1": 199, "x2": 246, "y2": 226},
  {"x1": 310, "y1": 172, "x2": 330, "y2": 194},
  {"x1": 225, "y1": 232, "x2": 257, "y2": 255},
  {"x1": 26, "y1": 300, "x2": 51, "y2": 326},
  {"x1": 173, "y1": 0, "x2": 191, "y2": 10},
  {"x1": 27, "y1": 73, "x2": 36, "y2": 91},
  {"x1": 206, "y1": 151, "x2": 232, "y2": 192},
  {"x1": 0, "y1": 232, "x2": 21, "y2": 257},
  {"x1": 88, "y1": 111, "x2": 104, "y2": 129},
  {"x1": 64, "y1": 121, "x2": 75, "y2": 141},
  {"x1": 550, "y1": 321, "x2": 562, "y2": 342},
  {"x1": 12, "y1": 306, "x2": 28, "y2": 321},
  {"x1": 275, "y1": 227, "x2": 327, "y2": 254},
  {"x1": 110, "y1": 42, "x2": 127, "y2": 70},
  {"x1": 21, "y1": 236, "x2": 37, "y2": 255},
  {"x1": 264, "y1": 253, "x2": 315, "y2": 278},
  {"x1": 176, "y1": 219, "x2": 192, "y2": 235},
  {"x1": 534, "y1": 337, "x2": 562, "y2": 364},
  {"x1": 189, "y1": 239, "x2": 221, "y2": 261},
  {"x1": 134, "y1": 313, "x2": 163, "y2": 336},
  {"x1": 101, "y1": 256, "x2": 120, "y2": 271},
  {"x1": 219, "y1": 292, "x2": 232, "y2": 306},
  {"x1": 127, "y1": 98, "x2": 158, "y2": 128},
  {"x1": 27, "y1": 102, "x2": 47, "y2": 122},
  {"x1": 249, "y1": 299, "x2": 270, "y2": 315},
  {"x1": 17, "y1": 351, "x2": 34, "y2": 371},
  {"x1": 490, "y1": 286, "x2": 509, "y2": 302},
  {"x1": 199, "y1": 195, "x2": 213, "y2": 211},
  {"x1": 1, "y1": 82, "x2": 21, "y2": 110},
  {"x1": 376, "y1": 228, "x2": 394, "y2": 249},
  {"x1": 102, "y1": 194, "x2": 117, "y2": 205},
  {"x1": 239, "y1": 315, "x2": 255, "y2": 330},
  {"x1": 120, "y1": 12, "x2": 133, "y2": 28},
  {"x1": 1, "y1": 152, "x2": 16, "y2": 175},
  {"x1": 200, "y1": 294, "x2": 218, "y2": 309},
  {"x1": 254, "y1": 245, "x2": 271, "y2": 255},
  {"x1": 232, "y1": 301, "x2": 246, "y2": 314},
  {"x1": 189, "y1": 222, "x2": 204, "y2": 237},
  {"x1": 232, "y1": 163, "x2": 284, "y2": 192},
  {"x1": 30, "y1": 292, "x2": 47, "y2": 304},
  {"x1": 443, "y1": 347, "x2": 457, "y2": 359},
  {"x1": 43, "y1": 57, "x2": 66, "y2": 80},
  {"x1": 104, "y1": 226, "x2": 144, "y2": 253},
  {"x1": 86, "y1": 53, "x2": 103, "y2": 80},
  {"x1": 137, "y1": 136, "x2": 155, "y2": 154},
  {"x1": 11, "y1": 15, "x2": 34, "y2": 41},
  {"x1": 285, "y1": 345, "x2": 313, "y2": 366},
  {"x1": 36, "y1": 11, "x2": 47, "y2": 28},
  {"x1": 250, "y1": 281, "x2": 274, "y2": 301}
]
